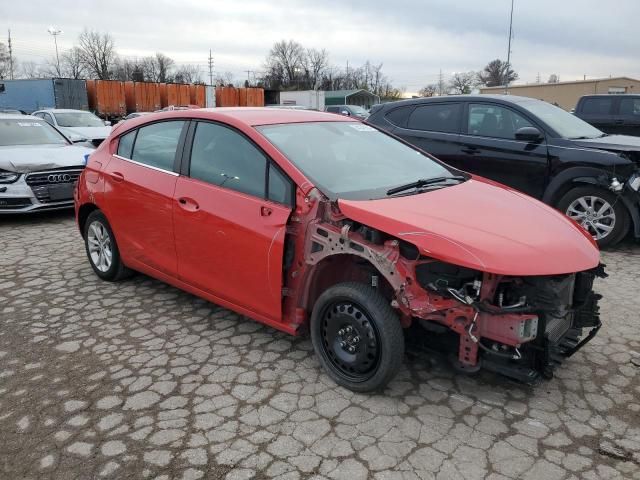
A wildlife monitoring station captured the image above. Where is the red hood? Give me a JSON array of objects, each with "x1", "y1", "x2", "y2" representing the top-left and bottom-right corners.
[{"x1": 338, "y1": 178, "x2": 600, "y2": 276}]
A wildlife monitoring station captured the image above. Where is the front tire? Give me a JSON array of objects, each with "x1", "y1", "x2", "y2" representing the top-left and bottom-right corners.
[
  {"x1": 84, "y1": 210, "x2": 131, "y2": 281},
  {"x1": 557, "y1": 186, "x2": 629, "y2": 248},
  {"x1": 310, "y1": 282, "x2": 404, "y2": 392}
]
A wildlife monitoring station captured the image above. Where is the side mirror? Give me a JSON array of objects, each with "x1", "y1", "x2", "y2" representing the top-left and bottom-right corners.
[
  {"x1": 104, "y1": 120, "x2": 112, "y2": 126},
  {"x1": 515, "y1": 126, "x2": 543, "y2": 142},
  {"x1": 340, "y1": 110, "x2": 350, "y2": 116}
]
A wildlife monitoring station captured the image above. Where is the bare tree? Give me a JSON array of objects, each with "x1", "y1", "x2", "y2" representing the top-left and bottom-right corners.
[
  {"x1": 304, "y1": 48, "x2": 329, "y2": 89},
  {"x1": 174, "y1": 64, "x2": 202, "y2": 84},
  {"x1": 60, "y1": 47, "x2": 85, "y2": 79},
  {"x1": 449, "y1": 71, "x2": 477, "y2": 94},
  {"x1": 214, "y1": 71, "x2": 235, "y2": 87},
  {"x1": 548, "y1": 73, "x2": 560, "y2": 83},
  {"x1": 18, "y1": 61, "x2": 44, "y2": 79},
  {"x1": 0, "y1": 42, "x2": 11, "y2": 79},
  {"x1": 419, "y1": 84, "x2": 438, "y2": 97},
  {"x1": 477, "y1": 59, "x2": 518, "y2": 87},
  {"x1": 78, "y1": 29, "x2": 117, "y2": 79},
  {"x1": 113, "y1": 58, "x2": 145, "y2": 81},
  {"x1": 265, "y1": 40, "x2": 305, "y2": 88}
]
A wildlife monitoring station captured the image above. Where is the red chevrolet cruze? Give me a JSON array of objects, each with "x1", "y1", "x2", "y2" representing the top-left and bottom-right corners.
[{"x1": 76, "y1": 108, "x2": 604, "y2": 392}]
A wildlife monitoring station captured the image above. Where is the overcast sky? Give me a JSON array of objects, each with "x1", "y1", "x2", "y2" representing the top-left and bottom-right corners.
[{"x1": 2, "y1": 0, "x2": 638, "y2": 93}]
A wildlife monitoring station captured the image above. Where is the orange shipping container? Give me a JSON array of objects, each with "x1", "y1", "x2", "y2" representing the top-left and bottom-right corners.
[
  {"x1": 216, "y1": 86, "x2": 240, "y2": 107},
  {"x1": 86, "y1": 80, "x2": 126, "y2": 117},
  {"x1": 189, "y1": 84, "x2": 206, "y2": 107},
  {"x1": 124, "y1": 82, "x2": 161, "y2": 113},
  {"x1": 160, "y1": 83, "x2": 192, "y2": 108}
]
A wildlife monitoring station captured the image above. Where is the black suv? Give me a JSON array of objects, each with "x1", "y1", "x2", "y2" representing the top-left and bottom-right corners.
[
  {"x1": 367, "y1": 95, "x2": 640, "y2": 247},
  {"x1": 574, "y1": 94, "x2": 640, "y2": 137}
]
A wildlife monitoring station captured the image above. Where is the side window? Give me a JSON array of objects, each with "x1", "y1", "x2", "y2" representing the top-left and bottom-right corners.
[
  {"x1": 327, "y1": 107, "x2": 339, "y2": 113},
  {"x1": 581, "y1": 97, "x2": 613, "y2": 115},
  {"x1": 467, "y1": 104, "x2": 533, "y2": 140},
  {"x1": 117, "y1": 130, "x2": 136, "y2": 159},
  {"x1": 189, "y1": 122, "x2": 267, "y2": 198},
  {"x1": 0, "y1": 83, "x2": 5, "y2": 93},
  {"x1": 268, "y1": 164, "x2": 293, "y2": 206},
  {"x1": 407, "y1": 103, "x2": 461, "y2": 133},
  {"x1": 42, "y1": 113, "x2": 54, "y2": 125},
  {"x1": 385, "y1": 106, "x2": 414, "y2": 128},
  {"x1": 131, "y1": 121, "x2": 184, "y2": 171},
  {"x1": 619, "y1": 98, "x2": 640, "y2": 116}
]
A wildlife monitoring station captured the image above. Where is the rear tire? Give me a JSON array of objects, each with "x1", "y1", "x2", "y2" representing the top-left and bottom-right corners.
[
  {"x1": 310, "y1": 282, "x2": 404, "y2": 392},
  {"x1": 84, "y1": 210, "x2": 131, "y2": 281},
  {"x1": 557, "y1": 186, "x2": 629, "y2": 248}
]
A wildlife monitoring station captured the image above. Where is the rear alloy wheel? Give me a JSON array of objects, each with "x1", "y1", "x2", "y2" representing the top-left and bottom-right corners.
[
  {"x1": 558, "y1": 186, "x2": 629, "y2": 248},
  {"x1": 84, "y1": 210, "x2": 131, "y2": 281},
  {"x1": 310, "y1": 282, "x2": 404, "y2": 392}
]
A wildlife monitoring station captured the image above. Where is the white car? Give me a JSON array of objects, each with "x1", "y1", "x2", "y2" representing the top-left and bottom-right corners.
[
  {"x1": 32, "y1": 109, "x2": 112, "y2": 147},
  {"x1": 0, "y1": 114, "x2": 93, "y2": 213}
]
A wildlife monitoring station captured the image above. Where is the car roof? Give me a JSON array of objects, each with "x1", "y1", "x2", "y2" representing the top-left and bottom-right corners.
[
  {"x1": 32, "y1": 109, "x2": 93, "y2": 113},
  {"x1": 0, "y1": 113, "x2": 41, "y2": 120},
  {"x1": 116, "y1": 107, "x2": 357, "y2": 131},
  {"x1": 375, "y1": 94, "x2": 542, "y2": 110}
]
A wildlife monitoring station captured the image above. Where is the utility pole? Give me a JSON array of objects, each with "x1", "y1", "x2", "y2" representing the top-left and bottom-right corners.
[
  {"x1": 47, "y1": 27, "x2": 63, "y2": 76},
  {"x1": 505, "y1": 0, "x2": 515, "y2": 93},
  {"x1": 7, "y1": 29, "x2": 14, "y2": 80},
  {"x1": 245, "y1": 70, "x2": 252, "y2": 87},
  {"x1": 208, "y1": 50, "x2": 214, "y2": 86},
  {"x1": 437, "y1": 69, "x2": 445, "y2": 96},
  {"x1": 536, "y1": 72, "x2": 540, "y2": 84}
]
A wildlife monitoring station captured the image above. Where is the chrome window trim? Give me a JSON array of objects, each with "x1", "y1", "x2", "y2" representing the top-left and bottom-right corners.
[{"x1": 112, "y1": 154, "x2": 179, "y2": 176}]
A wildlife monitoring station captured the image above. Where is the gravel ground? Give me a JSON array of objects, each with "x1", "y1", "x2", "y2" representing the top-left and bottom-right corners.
[{"x1": 0, "y1": 211, "x2": 639, "y2": 480}]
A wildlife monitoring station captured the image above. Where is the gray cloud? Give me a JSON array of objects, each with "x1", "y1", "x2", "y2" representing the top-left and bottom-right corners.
[{"x1": 2, "y1": 0, "x2": 638, "y2": 92}]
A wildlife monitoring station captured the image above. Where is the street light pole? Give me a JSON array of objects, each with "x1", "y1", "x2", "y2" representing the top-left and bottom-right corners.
[
  {"x1": 505, "y1": 0, "x2": 514, "y2": 93},
  {"x1": 47, "y1": 27, "x2": 63, "y2": 76}
]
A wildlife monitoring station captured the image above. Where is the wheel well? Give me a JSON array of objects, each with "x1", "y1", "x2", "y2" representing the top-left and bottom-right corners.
[
  {"x1": 77, "y1": 203, "x2": 99, "y2": 237},
  {"x1": 303, "y1": 254, "x2": 394, "y2": 315}
]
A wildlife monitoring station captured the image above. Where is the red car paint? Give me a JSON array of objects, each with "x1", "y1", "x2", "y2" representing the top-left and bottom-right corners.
[
  {"x1": 76, "y1": 108, "x2": 602, "y2": 380},
  {"x1": 338, "y1": 178, "x2": 599, "y2": 276}
]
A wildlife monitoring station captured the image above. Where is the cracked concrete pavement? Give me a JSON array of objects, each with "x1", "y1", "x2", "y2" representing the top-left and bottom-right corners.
[{"x1": 0, "y1": 211, "x2": 639, "y2": 480}]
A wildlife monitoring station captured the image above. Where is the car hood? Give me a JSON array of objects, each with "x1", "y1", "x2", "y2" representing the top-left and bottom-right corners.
[
  {"x1": 59, "y1": 126, "x2": 112, "y2": 140},
  {"x1": 571, "y1": 134, "x2": 640, "y2": 152},
  {"x1": 338, "y1": 178, "x2": 600, "y2": 276},
  {"x1": 0, "y1": 144, "x2": 93, "y2": 173}
]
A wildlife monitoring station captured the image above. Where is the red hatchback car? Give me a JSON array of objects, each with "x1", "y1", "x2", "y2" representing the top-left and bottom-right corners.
[{"x1": 75, "y1": 108, "x2": 604, "y2": 392}]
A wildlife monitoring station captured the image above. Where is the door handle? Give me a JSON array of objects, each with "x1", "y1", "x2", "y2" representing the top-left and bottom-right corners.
[
  {"x1": 461, "y1": 147, "x2": 480, "y2": 155},
  {"x1": 110, "y1": 171, "x2": 124, "y2": 182},
  {"x1": 260, "y1": 206, "x2": 273, "y2": 217},
  {"x1": 177, "y1": 197, "x2": 199, "y2": 212}
]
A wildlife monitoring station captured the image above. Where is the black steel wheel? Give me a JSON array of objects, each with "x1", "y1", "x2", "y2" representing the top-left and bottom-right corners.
[{"x1": 310, "y1": 282, "x2": 404, "y2": 392}]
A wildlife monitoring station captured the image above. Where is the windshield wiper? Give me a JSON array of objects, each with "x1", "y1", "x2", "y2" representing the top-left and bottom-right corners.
[{"x1": 386, "y1": 176, "x2": 466, "y2": 196}]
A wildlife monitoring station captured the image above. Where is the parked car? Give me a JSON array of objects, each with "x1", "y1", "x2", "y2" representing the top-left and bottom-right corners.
[
  {"x1": 574, "y1": 94, "x2": 640, "y2": 137},
  {"x1": 32, "y1": 109, "x2": 112, "y2": 147},
  {"x1": 75, "y1": 108, "x2": 603, "y2": 392},
  {"x1": 0, "y1": 114, "x2": 93, "y2": 213},
  {"x1": 0, "y1": 108, "x2": 25, "y2": 115},
  {"x1": 367, "y1": 95, "x2": 640, "y2": 247},
  {"x1": 325, "y1": 105, "x2": 369, "y2": 119},
  {"x1": 123, "y1": 112, "x2": 152, "y2": 120}
]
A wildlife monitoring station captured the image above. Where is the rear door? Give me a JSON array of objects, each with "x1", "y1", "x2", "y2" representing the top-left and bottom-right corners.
[
  {"x1": 173, "y1": 121, "x2": 293, "y2": 321},
  {"x1": 577, "y1": 97, "x2": 616, "y2": 133},
  {"x1": 103, "y1": 120, "x2": 187, "y2": 277},
  {"x1": 457, "y1": 103, "x2": 549, "y2": 198},
  {"x1": 391, "y1": 102, "x2": 462, "y2": 165},
  {"x1": 617, "y1": 96, "x2": 640, "y2": 136}
]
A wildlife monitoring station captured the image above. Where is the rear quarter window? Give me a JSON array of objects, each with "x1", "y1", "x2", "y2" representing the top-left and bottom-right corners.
[
  {"x1": 580, "y1": 97, "x2": 613, "y2": 115},
  {"x1": 384, "y1": 106, "x2": 415, "y2": 128},
  {"x1": 407, "y1": 103, "x2": 462, "y2": 133}
]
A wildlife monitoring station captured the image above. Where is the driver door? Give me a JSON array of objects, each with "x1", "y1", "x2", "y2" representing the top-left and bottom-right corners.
[{"x1": 173, "y1": 121, "x2": 294, "y2": 321}]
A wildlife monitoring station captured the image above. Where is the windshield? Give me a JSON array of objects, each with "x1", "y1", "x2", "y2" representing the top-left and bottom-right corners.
[
  {"x1": 519, "y1": 101, "x2": 603, "y2": 139},
  {"x1": 0, "y1": 119, "x2": 69, "y2": 146},
  {"x1": 349, "y1": 106, "x2": 368, "y2": 115},
  {"x1": 258, "y1": 122, "x2": 459, "y2": 200},
  {"x1": 54, "y1": 112, "x2": 105, "y2": 128}
]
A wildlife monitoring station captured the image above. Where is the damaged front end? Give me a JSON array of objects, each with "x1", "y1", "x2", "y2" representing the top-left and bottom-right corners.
[
  {"x1": 284, "y1": 191, "x2": 605, "y2": 384},
  {"x1": 407, "y1": 261, "x2": 606, "y2": 383}
]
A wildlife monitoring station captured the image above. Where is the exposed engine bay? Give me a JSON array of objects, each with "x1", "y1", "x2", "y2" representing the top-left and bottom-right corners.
[{"x1": 282, "y1": 190, "x2": 605, "y2": 384}]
